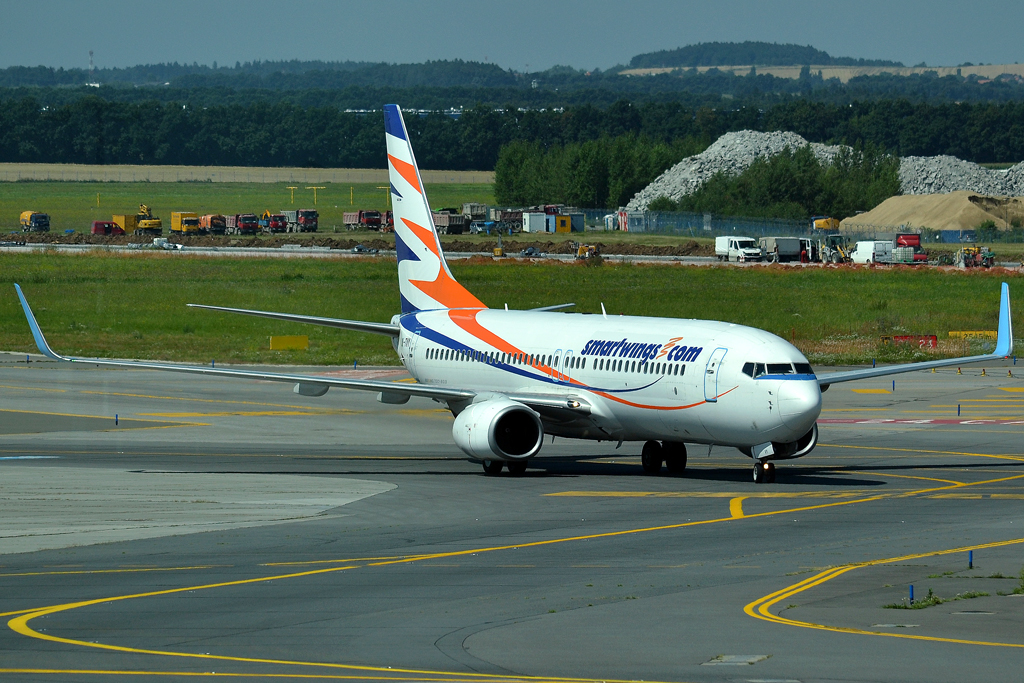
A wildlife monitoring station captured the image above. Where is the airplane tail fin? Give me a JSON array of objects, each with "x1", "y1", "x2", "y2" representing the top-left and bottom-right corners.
[{"x1": 385, "y1": 104, "x2": 485, "y2": 314}]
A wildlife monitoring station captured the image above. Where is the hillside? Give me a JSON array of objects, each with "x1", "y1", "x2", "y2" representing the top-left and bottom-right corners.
[{"x1": 627, "y1": 41, "x2": 903, "y2": 69}]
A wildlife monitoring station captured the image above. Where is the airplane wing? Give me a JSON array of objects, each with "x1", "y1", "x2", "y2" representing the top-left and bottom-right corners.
[
  {"x1": 816, "y1": 282, "x2": 1013, "y2": 388},
  {"x1": 16, "y1": 284, "x2": 593, "y2": 415},
  {"x1": 185, "y1": 304, "x2": 399, "y2": 337},
  {"x1": 14, "y1": 284, "x2": 466, "y2": 402}
]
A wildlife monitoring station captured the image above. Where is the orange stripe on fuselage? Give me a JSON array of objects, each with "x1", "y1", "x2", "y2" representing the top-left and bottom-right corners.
[{"x1": 388, "y1": 154, "x2": 421, "y2": 194}]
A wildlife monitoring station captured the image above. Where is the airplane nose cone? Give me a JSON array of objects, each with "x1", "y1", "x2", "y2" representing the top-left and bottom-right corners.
[{"x1": 778, "y1": 380, "x2": 822, "y2": 431}]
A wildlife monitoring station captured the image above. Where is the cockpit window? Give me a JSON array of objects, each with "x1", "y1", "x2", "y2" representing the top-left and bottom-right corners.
[
  {"x1": 742, "y1": 362, "x2": 767, "y2": 378},
  {"x1": 794, "y1": 363, "x2": 814, "y2": 375},
  {"x1": 767, "y1": 363, "x2": 794, "y2": 375}
]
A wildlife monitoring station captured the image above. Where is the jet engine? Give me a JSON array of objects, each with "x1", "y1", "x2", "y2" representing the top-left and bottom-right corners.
[
  {"x1": 452, "y1": 397, "x2": 544, "y2": 461},
  {"x1": 738, "y1": 424, "x2": 818, "y2": 460}
]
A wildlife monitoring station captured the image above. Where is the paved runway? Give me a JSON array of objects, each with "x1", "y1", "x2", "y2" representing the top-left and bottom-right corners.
[{"x1": 1, "y1": 353, "x2": 1023, "y2": 683}]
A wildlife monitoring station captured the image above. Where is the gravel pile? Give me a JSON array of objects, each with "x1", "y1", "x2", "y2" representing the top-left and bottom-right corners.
[
  {"x1": 627, "y1": 130, "x2": 1024, "y2": 210},
  {"x1": 626, "y1": 130, "x2": 844, "y2": 210}
]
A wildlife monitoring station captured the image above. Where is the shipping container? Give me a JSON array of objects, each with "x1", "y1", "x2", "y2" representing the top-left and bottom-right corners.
[{"x1": 522, "y1": 212, "x2": 547, "y2": 233}]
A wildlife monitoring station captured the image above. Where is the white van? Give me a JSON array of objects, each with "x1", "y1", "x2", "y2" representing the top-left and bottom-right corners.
[
  {"x1": 851, "y1": 240, "x2": 893, "y2": 264},
  {"x1": 715, "y1": 236, "x2": 763, "y2": 262}
]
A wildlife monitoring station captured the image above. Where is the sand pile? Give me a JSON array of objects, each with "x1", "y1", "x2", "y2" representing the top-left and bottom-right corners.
[{"x1": 839, "y1": 191, "x2": 1024, "y2": 232}]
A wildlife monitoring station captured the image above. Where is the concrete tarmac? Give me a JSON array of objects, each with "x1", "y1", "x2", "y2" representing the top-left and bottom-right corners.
[{"x1": 1, "y1": 355, "x2": 1023, "y2": 683}]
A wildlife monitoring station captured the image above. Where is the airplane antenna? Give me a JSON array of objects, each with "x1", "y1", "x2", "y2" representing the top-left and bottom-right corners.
[
  {"x1": 601, "y1": 303, "x2": 607, "y2": 319},
  {"x1": 504, "y1": 303, "x2": 508, "y2": 311}
]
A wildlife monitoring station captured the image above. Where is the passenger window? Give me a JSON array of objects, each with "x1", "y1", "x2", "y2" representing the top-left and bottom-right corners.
[
  {"x1": 794, "y1": 363, "x2": 814, "y2": 375},
  {"x1": 767, "y1": 363, "x2": 794, "y2": 375}
]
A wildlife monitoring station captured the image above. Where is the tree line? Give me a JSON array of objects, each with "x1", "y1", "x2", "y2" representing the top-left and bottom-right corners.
[
  {"x1": 628, "y1": 41, "x2": 902, "y2": 69},
  {"x1": 650, "y1": 145, "x2": 901, "y2": 220},
  {"x1": 4, "y1": 95, "x2": 1024, "y2": 171}
]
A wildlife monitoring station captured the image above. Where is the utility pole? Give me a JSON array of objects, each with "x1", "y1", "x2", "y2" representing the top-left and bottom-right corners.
[
  {"x1": 286, "y1": 186, "x2": 297, "y2": 204},
  {"x1": 306, "y1": 186, "x2": 326, "y2": 205},
  {"x1": 350, "y1": 186, "x2": 354, "y2": 206}
]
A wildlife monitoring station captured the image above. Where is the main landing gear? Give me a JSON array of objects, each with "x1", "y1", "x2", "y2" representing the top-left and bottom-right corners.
[
  {"x1": 753, "y1": 460, "x2": 776, "y2": 484},
  {"x1": 641, "y1": 440, "x2": 688, "y2": 475},
  {"x1": 481, "y1": 460, "x2": 528, "y2": 476}
]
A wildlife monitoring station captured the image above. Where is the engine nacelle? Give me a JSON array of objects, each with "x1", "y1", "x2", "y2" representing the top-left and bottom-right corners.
[
  {"x1": 738, "y1": 424, "x2": 818, "y2": 460},
  {"x1": 452, "y1": 398, "x2": 544, "y2": 461}
]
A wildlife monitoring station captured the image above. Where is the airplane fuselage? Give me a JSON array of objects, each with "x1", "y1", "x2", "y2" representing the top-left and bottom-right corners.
[{"x1": 395, "y1": 308, "x2": 822, "y2": 450}]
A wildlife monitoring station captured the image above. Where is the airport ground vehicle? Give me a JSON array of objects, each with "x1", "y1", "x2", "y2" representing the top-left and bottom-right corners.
[
  {"x1": 13, "y1": 104, "x2": 1015, "y2": 484},
  {"x1": 759, "y1": 236, "x2": 802, "y2": 263},
  {"x1": 259, "y1": 211, "x2": 288, "y2": 234},
  {"x1": 90, "y1": 221, "x2": 124, "y2": 236},
  {"x1": 225, "y1": 214, "x2": 259, "y2": 235},
  {"x1": 432, "y1": 211, "x2": 469, "y2": 235},
  {"x1": 170, "y1": 212, "x2": 200, "y2": 235},
  {"x1": 715, "y1": 236, "x2": 762, "y2": 262},
  {"x1": 570, "y1": 241, "x2": 599, "y2": 260},
  {"x1": 344, "y1": 210, "x2": 382, "y2": 230},
  {"x1": 199, "y1": 214, "x2": 226, "y2": 235},
  {"x1": 19, "y1": 211, "x2": 50, "y2": 232},
  {"x1": 850, "y1": 240, "x2": 893, "y2": 264},
  {"x1": 282, "y1": 209, "x2": 318, "y2": 232}
]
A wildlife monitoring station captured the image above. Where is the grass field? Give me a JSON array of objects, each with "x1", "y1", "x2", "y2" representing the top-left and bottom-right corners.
[
  {"x1": 0, "y1": 181, "x2": 495, "y2": 234},
  {"x1": 1, "y1": 252, "x2": 1020, "y2": 366}
]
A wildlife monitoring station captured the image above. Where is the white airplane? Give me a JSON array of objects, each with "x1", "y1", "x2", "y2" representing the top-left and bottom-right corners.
[{"x1": 14, "y1": 105, "x2": 1015, "y2": 483}]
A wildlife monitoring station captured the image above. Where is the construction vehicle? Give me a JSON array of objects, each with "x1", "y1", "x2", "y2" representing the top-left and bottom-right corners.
[
  {"x1": 20, "y1": 211, "x2": 50, "y2": 232},
  {"x1": 282, "y1": 209, "x2": 318, "y2": 232},
  {"x1": 571, "y1": 241, "x2": 600, "y2": 260},
  {"x1": 90, "y1": 220, "x2": 124, "y2": 236},
  {"x1": 811, "y1": 216, "x2": 840, "y2": 231},
  {"x1": 259, "y1": 211, "x2": 288, "y2": 234},
  {"x1": 954, "y1": 244, "x2": 995, "y2": 268},
  {"x1": 135, "y1": 205, "x2": 162, "y2": 235},
  {"x1": 225, "y1": 213, "x2": 259, "y2": 235},
  {"x1": 343, "y1": 210, "x2": 382, "y2": 230},
  {"x1": 817, "y1": 234, "x2": 852, "y2": 264},
  {"x1": 170, "y1": 212, "x2": 200, "y2": 235},
  {"x1": 199, "y1": 214, "x2": 226, "y2": 235}
]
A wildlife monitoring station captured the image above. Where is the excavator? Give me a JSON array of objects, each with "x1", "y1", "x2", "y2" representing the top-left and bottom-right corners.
[{"x1": 136, "y1": 205, "x2": 162, "y2": 235}]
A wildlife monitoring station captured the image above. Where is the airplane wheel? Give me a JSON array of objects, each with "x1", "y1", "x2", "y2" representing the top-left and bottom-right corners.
[
  {"x1": 506, "y1": 461, "x2": 527, "y2": 476},
  {"x1": 482, "y1": 460, "x2": 504, "y2": 476},
  {"x1": 641, "y1": 440, "x2": 663, "y2": 475},
  {"x1": 753, "y1": 461, "x2": 768, "y2": 484},
  {"x1": 765, "y1": 462, "x2": 776, "y2": 483},
  {"x1": 664, "y1": 442, "x2": 687, "y2": 474}
]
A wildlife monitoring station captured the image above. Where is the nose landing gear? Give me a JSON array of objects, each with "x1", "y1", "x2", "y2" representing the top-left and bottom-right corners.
[{"x1": 753, "y1": 461, "x2": 776, "y2": 484}]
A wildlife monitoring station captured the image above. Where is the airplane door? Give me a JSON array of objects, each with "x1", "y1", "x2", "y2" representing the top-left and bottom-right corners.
[
  {"x1": 703, "y1": 347, "x2": 728, "y2": 402},
  {"x1": 405, "y1": 331, "x2": 420, "y2": 374}
]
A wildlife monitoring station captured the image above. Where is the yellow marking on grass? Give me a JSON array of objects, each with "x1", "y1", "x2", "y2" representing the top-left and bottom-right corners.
[
  {"x1": 744, "y1": 537, "x2": 1024, "y2": 649},
  {"x1": 729, "y1": 496, "x2": 746, "y2": 518}
]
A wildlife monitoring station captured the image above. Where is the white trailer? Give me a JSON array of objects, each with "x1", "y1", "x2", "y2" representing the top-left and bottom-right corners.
[{"x1": 522, "y1": 212, "x2": 548, "y2": 233}]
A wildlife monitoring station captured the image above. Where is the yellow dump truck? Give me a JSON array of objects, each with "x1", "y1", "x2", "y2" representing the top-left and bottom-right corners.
[{"x1": 170, "y1": 212, "x2": 200, "y2": 235}]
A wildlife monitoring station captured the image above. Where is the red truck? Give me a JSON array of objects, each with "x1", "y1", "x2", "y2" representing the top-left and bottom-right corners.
[
  {"x1": 91, "y1": 220, "x2": 124, "y2": 236},
  {"x1": 226, "y1": 213, "x2": 259, "y2": 235},
  {"x1": 283, "y1": 209, "x2": 318, "y2": 232},
  {"x1": 259, "y1": 212, "x2": 288, "y2": 233},
  {"x1": 343, "y1": 210, "x2": 382, "y2": 229},
  {"x1": 896, "y1": 233, "x2": 929, "y2": 262}
]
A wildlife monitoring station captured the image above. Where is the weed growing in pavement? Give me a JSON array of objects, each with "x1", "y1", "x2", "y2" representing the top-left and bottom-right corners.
[{"x1": 883, "y1": 588, "x2": 989, "y2": 609}]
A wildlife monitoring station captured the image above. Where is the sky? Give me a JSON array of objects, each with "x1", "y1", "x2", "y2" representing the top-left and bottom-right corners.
[{"x1": 2, "y1": 0, "x2": 1023, "y2": 73}]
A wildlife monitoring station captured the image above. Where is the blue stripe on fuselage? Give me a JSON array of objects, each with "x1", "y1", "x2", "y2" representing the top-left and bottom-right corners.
[{"x1": 400, "y1": 313, "x2": 658, "y2": 393}]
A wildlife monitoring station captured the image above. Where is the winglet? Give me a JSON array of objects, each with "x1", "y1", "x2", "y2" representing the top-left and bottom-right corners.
[
  {"x1": 14, "y1": 284, "x2": 65, "y2": 361},
  {"x1": 995, "y1": 282, "x2": 1014, "y2": 357}
]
